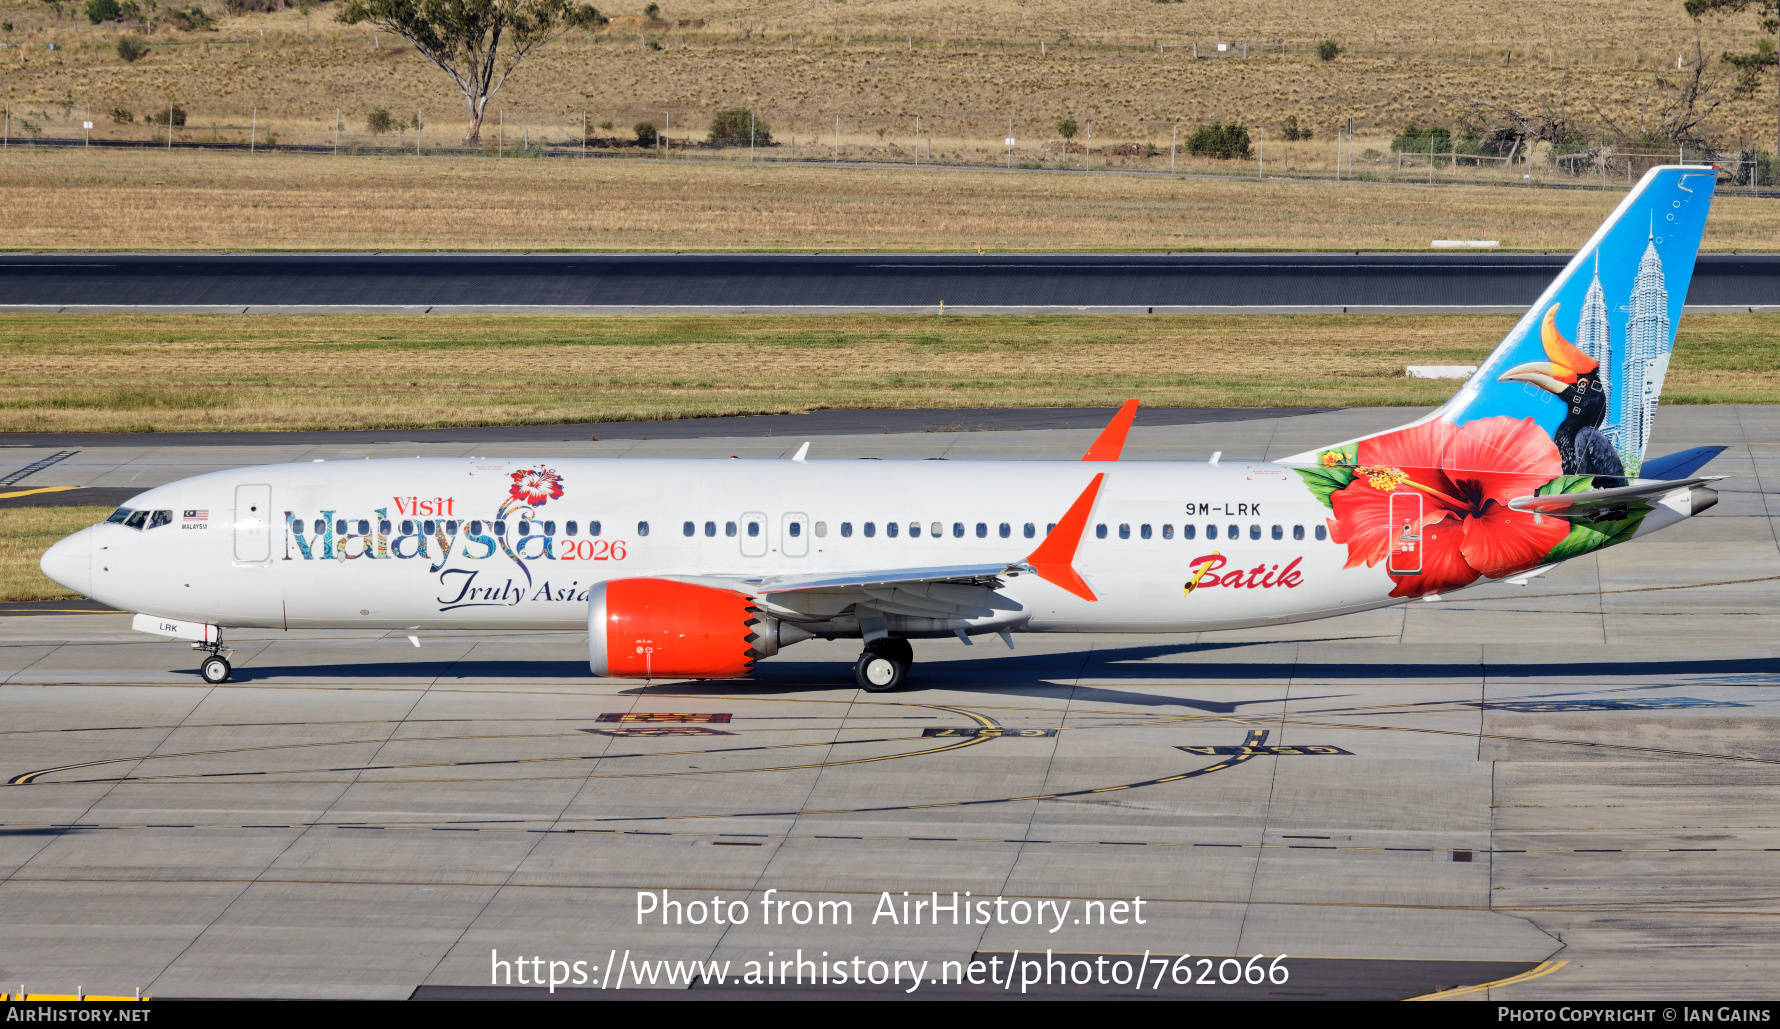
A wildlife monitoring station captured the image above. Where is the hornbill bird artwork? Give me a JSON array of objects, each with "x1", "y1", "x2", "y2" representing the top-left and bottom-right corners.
[{"x1": 1497, "y1": 306, "x2": 1627, "y2": 486}]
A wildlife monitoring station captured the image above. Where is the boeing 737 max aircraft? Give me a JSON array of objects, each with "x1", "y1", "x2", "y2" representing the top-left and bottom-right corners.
[{"x1": 40, "y1": 166, "x2": 1729, "y2": 691}]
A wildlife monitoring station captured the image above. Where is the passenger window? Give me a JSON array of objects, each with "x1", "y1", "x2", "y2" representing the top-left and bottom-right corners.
[
  {"x1": 953, "y1": 522, "x2": 965, "y2": 538},
  {"x1": 929, "y1": 521, "x2": 941, "y2": 537},
  {"x1": 400, "y1": 519, "x2": 414, "y2": 535},
  {"x1": 747, "y1": 521, "x2": 760, "y2": 537},
  {"x1": 999, "y1": 522, "x2": 1011, "y2": 538},
  {"x1": 1293, "y1": 525, "x2": 1304, "y2": 541},
  {"x1": 150, "y1": 510, "x2": 173, "y2": 529},
  {"x1": 1047, "y1": 523, "x2": 1056, "y2": 535},
  {"x1": 638, "y1": 521, "x2": 650, "y2": 537},
  {"x1": 887, "y1": 522, "x2": 900, "y2": 538},
  {"x1": 106, "y1": 508, "x2": 132, "y2": 524},
  {"x1": 909, "y1": 522, "x2": 922, "y2": 538},
  {"x1": 1118, "y1": 524, "x2": 1130, "y2": 539},
  {"x1": 539, "y1": 521, "x2": 550, "y2": 536},
  {"x1": 1248, "y1": 524, "x2": 1259, "y2": 540},
  {"x1": 1315, "y1": 524, "x2": 1328, "y2": 541},
  {"x1": 1095, "y1": 524, "x2": 1107, "y2": 539},
  {"x1": 976, "y1": 522, "x2": 987, "y2": 538},
  {"x1": 1206, "y1": 524, "x2": 1218, "y2": 540},
  {"x1": 315, "y1": 518, "x2": 328, "y2": 535},
  {"x1": 1023, "y1": 523, "x2": 1035, "y2": 539},
  {"x1": 863, "y1": 521, "x2": 875, "y2": 538},
  {"x1": 334, "y1": 518, "x2": 347, "y2": 535},
  {"x1": 565, "y1": 520, "x2": 577, "y2": 536},
  {"x1": 465, "y1": 520, "x2": 479, "y2": 536},
  {"x1": 789, "y1": 522, "x2": 802, "y2": 538},
  {"x1": 1141, "y1": 524, "x2": 1152, "y2": 539},
  {"x1": 683, "y1": 521, "x2": 695, "y2": 537},
  {"x1": 705, "y1": 521, "x2": 717, "y2": 537},
  {"x1": 1271, "y1": 524, "x2": 1283, "y2": 540},
  {"x1": 814, "y1": 521, "x2": 827, "y2": 537},
  {"x1": 724, "y1": 522, "x2": 735, "y2": 537},
  {"x1": 1181, "y1": 524, "x2": 1194, "y2": 539},
  {"x1": 841, "y1": 522, "x2": 853, "y2": 538},
  {"x1": 381, "y1": 519, "x2": 394, "y2": 535},
  {"x1": 425, "y1": 520, "x2": 437, "y2": 535},
  {"x1": 516, "y1": 521, "x2": 529, "y2": 536},
  {"x1": 1230, "y1": 524, "x2": 1240, "y2": 539},
  {"x1": 361, "y1": 519, "x2": 374, "y2": 535}
]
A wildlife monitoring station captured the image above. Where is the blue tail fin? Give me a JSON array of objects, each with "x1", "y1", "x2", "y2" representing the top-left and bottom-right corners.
[{"x1": 1286, "y1": 165, "x2": 1717, "y2": 479}]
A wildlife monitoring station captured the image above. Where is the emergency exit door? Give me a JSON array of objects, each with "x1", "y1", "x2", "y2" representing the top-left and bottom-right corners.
[{"x1": 1387, "y1": 492, "x2": 1423, "y2": 575}]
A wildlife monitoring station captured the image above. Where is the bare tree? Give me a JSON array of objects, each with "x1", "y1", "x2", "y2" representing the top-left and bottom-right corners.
[
  {"x1": 1652, "y1": 37, "x2": 1730, "y2": 146},
  {"x1": 1460, "y1": 95, "x2": 1577, "y2": 152},
  {"x1": 337, "y1": 0, "x2": 605, "y2": 144},
  {"x1": 1581, "y1": 37, "x2": 1729, "y2": 147},
  {"x1": 1685, "y1": 0, "x2": 1778, "y2": 160}
]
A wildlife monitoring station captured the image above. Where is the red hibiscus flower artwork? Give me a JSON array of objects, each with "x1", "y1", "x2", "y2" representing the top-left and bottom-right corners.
[
  {"x1": 506, "y1": 466, "x2": 565, "y2": 510},
  {"x1": 1318, "y1": 416, "x2": 1569, "y2": 598}
]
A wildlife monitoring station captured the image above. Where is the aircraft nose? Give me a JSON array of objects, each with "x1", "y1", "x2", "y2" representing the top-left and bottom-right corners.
[{"x1": 40, "y1": 527, "x2": 93, "y2": 597}]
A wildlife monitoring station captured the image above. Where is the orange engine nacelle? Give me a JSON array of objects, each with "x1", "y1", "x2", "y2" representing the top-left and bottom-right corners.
[{"x1": 588, "y1": 578, "x2": 775, "y2": 679}]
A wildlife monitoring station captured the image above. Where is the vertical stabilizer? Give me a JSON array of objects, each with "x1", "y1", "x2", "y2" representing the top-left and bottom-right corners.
[{"x1": 1283, "y1": 165, "x2": 1716, "y2": 480}]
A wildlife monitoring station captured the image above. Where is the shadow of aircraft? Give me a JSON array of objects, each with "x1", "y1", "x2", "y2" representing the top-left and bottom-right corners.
[{"x1": 202, "y1": 638, "x2": 1780, "y2": 704}]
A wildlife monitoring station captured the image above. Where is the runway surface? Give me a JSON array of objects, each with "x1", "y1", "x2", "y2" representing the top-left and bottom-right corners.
[
  {"x1": 4, "y1": 252, "x2": 1779, "y2": 313},
  {"x1": 2, "y1": 408, "x2": 1778, "y2": 999}
]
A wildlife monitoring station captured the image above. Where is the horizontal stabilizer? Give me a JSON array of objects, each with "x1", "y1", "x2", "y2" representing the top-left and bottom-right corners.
[
  {"x1": 1639, "y1": 446, "x2": 1727, "y2": 481},
  {"x1": 1509, "y1": 476, "x2": 1724, "y2": 518}
]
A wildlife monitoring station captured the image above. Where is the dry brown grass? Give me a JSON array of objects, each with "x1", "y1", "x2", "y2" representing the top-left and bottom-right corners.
[
  {"x1": 2, "y1": 0, "x2": 1776, "y2": 158},
  {"x1": 0, "y1": 506, "x2": 109, "y2": 602},
  {"x1": 4, "y1": 148, "x2": 1779, "y2": 251},
  {"x1": 4, "y1": 312, "x2": 1778, "y2": 434}
]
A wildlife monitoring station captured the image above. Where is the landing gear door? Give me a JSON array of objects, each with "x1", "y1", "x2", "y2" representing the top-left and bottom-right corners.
[
  {"x1": 781, "y1": 512, "x2": 809, "y2": 557},
  {"x1": 739, "y1": 511, "x2": 768, "y2": 558},
  {"x1": 1387, "y1": 491, "x2": 1423, "y2": 575},
  {"x1": 234, "y1": 483, "x2": 273, "y2": 564}
]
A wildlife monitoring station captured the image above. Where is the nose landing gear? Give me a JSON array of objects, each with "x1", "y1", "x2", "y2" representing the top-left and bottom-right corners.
[
  {"x1": 855, "y1": 637, "x2": 913, "y2": 693},
  {"x1": 194, "y1": 638, "x2": 235, "y2": 683}
]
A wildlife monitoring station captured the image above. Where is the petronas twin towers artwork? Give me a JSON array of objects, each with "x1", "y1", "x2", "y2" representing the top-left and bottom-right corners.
[{"x1": 1572, "y1": 221, "x2": 1672, "y2": 479}]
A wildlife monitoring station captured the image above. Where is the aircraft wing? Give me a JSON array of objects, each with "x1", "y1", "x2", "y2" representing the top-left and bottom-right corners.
[
  {"x1": 646, "y1": 469, "x2": 1113, "y2": 619},
  {"x1": 748, "y1": 564, "x2": 1018, "y2": 594},
  {"x1": 649, "y1": 566, "x2": 1026, "y2": 619}
]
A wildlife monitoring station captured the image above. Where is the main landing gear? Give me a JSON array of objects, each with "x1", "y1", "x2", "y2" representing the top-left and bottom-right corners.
[
  {"x1": 194, "y1": 637, "x2": 234, "y2": 684},
  {"x1": 855, "y1": 637, "x2": 914, "y2": 693}
]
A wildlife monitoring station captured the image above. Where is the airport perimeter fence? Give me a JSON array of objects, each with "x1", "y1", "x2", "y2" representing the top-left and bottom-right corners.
[{"x1": 5, "y1": 98, "x2": 1777, "y2": 197}]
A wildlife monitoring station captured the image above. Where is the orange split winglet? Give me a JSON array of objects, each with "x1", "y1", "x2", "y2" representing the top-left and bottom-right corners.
[
  {"x1": 1082, "y1": 399, "x2": 1140, "y2": 462},
  {"x1": 1024, "y1": 472, "x2": 1105, "y2": 601}
]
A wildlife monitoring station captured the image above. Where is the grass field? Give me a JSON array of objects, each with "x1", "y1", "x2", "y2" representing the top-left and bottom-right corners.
[
  {"x1": 5, "y1": 312, "x2": 1780, "y2": 434},
  {"x1": 0, "y1": 506, "x2": 109, "y2": 602},
  {"x1": 6, "y1": 149, "x2": 1780, "y2": 252},
  {"x1": 1, "y1": 0, "x2": 1775, "y2": 160}
]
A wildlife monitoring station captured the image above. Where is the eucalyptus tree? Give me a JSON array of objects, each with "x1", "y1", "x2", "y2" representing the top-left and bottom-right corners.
[{"x1": 338, "y1": 0, "x2": 605, "y2": 143}]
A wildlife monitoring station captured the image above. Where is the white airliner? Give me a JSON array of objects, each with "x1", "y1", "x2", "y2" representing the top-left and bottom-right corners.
[{"x1": 40, "y1": 167, "x2": 1727, "y2": 691}]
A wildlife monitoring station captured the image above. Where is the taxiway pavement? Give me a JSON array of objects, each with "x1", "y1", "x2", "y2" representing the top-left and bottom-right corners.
[{"x1": 1, "y1": 409, "x2": 1778, "y2": 999}]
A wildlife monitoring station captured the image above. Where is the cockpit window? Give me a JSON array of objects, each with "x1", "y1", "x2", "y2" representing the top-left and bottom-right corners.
[
  {"x1": 149, "y1": 510, "x2": 173, "y2": 529},
  {"x1": 106, "y1": 508, "x2": 133, "y2": 525},
  {"x1": 123, "y1": 509, "x2": 149, "y2": 530}
]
